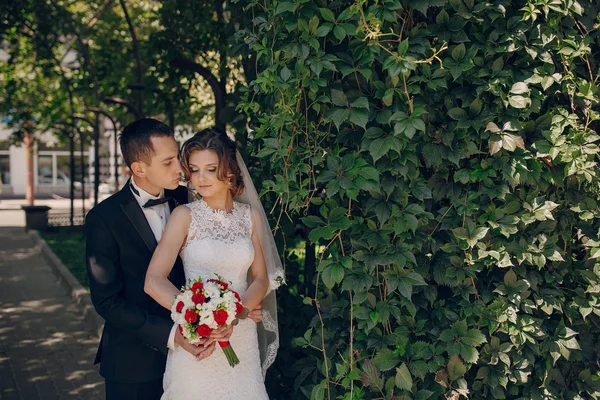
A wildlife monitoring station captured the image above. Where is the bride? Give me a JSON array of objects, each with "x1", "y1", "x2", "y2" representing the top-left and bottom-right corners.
[{"x1": 144, "y1": 128, "x2": 284, "y2": 399}]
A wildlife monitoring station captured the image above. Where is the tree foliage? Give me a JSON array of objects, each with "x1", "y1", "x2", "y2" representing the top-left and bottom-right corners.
[
  {"x1": 0, "y1": 0, "x2": 222, "y2": 137},
  {"x1": 238, "y1": 0, "x2": 600, "y2": 398}
]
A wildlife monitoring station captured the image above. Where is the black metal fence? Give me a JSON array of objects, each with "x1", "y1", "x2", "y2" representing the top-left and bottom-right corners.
[{"x1": 48, "y1": 210, "x2": 86, "y2": 227}]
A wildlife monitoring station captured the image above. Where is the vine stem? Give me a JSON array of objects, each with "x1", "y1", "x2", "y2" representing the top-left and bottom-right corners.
[
  {"x1": 312, "y1": 230, "x2": 345, "y2": 400},
  {"x1": 431, "y1": 204, "x2": 454, "y2": 236},
  {"x1": 313, "y1": 269, "x2": 331, "y2": 400},
  {"x1": 346, "y1": 198, "x2": 354, "y2": 397},
  {"x1": 403, "y1": 75, "x2": 413, "y2": 114}
]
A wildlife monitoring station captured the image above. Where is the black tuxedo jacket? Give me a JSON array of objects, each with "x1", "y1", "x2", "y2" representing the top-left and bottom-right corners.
[{"x1": 85, "y1": 181, "x2": 188, "y2": 383}]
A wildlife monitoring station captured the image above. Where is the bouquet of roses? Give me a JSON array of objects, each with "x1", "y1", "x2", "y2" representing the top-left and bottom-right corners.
[{"x1": 171, "y1": 275, "x2": 245, "y2": 367}]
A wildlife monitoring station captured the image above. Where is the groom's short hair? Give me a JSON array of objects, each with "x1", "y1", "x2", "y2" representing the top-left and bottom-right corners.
[{"x1": 119, "y1": 118, "x2": 174, "y2": 167}]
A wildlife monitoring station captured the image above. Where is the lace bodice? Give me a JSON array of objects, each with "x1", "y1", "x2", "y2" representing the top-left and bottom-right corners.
[{"x1": 181, "y1": 199, "x2": 254, "y2": 293}]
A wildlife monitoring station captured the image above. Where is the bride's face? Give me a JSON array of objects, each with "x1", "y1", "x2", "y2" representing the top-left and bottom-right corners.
[{"x1": 187, "y1": 149, "x2": 231, "y2": 199}]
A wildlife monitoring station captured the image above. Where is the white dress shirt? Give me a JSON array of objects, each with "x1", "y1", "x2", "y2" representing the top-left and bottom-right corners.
[{"x1": 129, "y1": 177, "x2": 178, "y2": 350}]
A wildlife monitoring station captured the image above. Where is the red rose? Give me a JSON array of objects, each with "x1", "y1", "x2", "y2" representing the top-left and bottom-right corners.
[
  {"x1": 178, "y1": 325, "x2": 183, "y2": 335},
  {"x1": 233, "y1": 292, "x2": 241, "y2": 302},
  {"x1": 185, "y1": 309, "x2": 198, "y2": 324},
  {"x1": 192, "y1": 293, "x2": 206, "y2": 305},
  {"x1": 213, "y1": 309, "x2": 228, "y2": 326},
  {"x1": 220, "y1": 282, "x2": 229, "y2": 290},
  {"x1": 196, "y1": 324, "x2": 212, "y2": 337},
  {"x1": 235, "y1": 302, "x2": 244, "y2": 316},
  {"x1": 175, "y1": 301, "x2": 184, "y2": 313},
  {"x1": 191, "y1": 282, "x2": 204, "y2": 293}
]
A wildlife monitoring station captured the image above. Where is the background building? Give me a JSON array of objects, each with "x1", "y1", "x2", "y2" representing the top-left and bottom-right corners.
[{"x1": 0, "y1": 120, "x2": 120, "y2": 199}]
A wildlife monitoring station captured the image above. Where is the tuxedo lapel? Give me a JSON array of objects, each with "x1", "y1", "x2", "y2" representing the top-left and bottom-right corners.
[
  {"x1": 166, "y1": 185, "x2": 188, "y2": 211},
  {"x1": 167, "y1": 197, "x2": 177, "y2": 213},
  {"x1": 120, "y1": 181, "x2": 158, "y2": 254}
]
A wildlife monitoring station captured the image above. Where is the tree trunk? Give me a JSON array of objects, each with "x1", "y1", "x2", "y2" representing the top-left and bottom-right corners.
[
  {"x1": 119, "y1": 0, "x2": 144, "y2": 116},
  {"x1": 24, "y1": 130, "x2": 35, "y2": 205}
]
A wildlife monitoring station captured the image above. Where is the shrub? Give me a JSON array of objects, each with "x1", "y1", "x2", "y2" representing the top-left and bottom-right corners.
[{"x1": 238, "y1": 0, "x2": 600, "y2": 398}]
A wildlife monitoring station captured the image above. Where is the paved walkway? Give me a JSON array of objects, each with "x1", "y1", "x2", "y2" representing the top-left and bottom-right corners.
[{"x1": 0, "y1": 227, "x2": 104, "y2": 400}]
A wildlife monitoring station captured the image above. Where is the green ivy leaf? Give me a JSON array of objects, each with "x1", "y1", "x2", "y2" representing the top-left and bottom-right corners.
[
  {"x1": 369, "y1": 137, "x2": 393, "y2": 161},
  {"x1": 510, "y1": 82, "x2": 529, "y2": 94},
  {"x1": 275, "y1": 2, "x2": 298, "y2": 15},
  {"x1": 485, "y1": 122, "x2": 501, "y2": 134},
  {"x1": 319, "y1": 8, "x2": 335, "y2": 22},
  {"x1": 415, "y1": 389, "x2": 435, "y2": 400},
  {"x1": 329, "y1": 109, "x2": 349, "y2": 131},
  {"x1": 360, "y1": 360, "x2": 384, "y2": 391},
  {"x1": 349, "y1": 109, "x2": 369, "y2": 129},
  {"x1": 322, "y1": 262, "x2": 344, "y2": 289},
  {"x1": 382, "y1": 88, "x2": 394, "y2": 106},
  {"x1": 310, "y1": 380, "x2": 327, "y2": 400},
  {"x1": 509, "y1": 95, "x2": 530, "y2": 109},
  {"x1": 395, "y1": 362, "x2": 413, "y2": 392},
  {"x1": 373, "y1": 348, "x2": 400, "y2": 371},
  {"x1": 308, "y1": 16, "x2": 319, "y2": 34},
  {"x1": 448, "y1": 107, "x2": 467, "y2": 120},
  {"x1": 331, "y1": 89, "x2": 348, "y2": 106},
  {"x1": 350, "y1": 97, "x2": 370, "y2": 110},
  {"x1": 280, "y1": 67, "x2": 291, "y2": 81},
  {"x1": 333, "y1": 25, "x2": 346, "y2": 41},
  {"x1": 452, "y1": 44, "x2": 466, "y2": 61},
  {"x1": 506, "y1": 134, "x2": 526, "y2": 151},
  {"x1": 301, "y1": 215, "x2": 324, "y2": 227},
  {"x1": 398, "y1": 38, "x2": 409, "y2": 56},
  {"x1": 447, "y1": 355, "x2": 467, "y2": 381}
]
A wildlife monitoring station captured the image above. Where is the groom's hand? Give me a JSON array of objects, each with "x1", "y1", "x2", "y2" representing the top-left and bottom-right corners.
[
  {"x1": 249, "y1": 302, "x2": 263, "y2": 323},
  {"x1": 174, "y1": 328, "x2": 216, "y2": 361}
]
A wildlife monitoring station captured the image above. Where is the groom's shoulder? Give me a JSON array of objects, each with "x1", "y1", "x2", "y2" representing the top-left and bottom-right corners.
[
  {"x1": 168, "y1": 184, "x2": 189, "y2": 205},
  {"x1": 87, "y1": 188, "x2": 126, "y2": 219}
]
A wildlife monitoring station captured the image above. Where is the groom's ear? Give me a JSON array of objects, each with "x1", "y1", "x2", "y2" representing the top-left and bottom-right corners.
[{"x1": 130, "y1": 161, "x2": 146, "y2": 178}]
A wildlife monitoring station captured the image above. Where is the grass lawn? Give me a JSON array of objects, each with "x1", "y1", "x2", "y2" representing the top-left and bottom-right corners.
[{"x1": 41, "y1": 228, "x2": 88, "y2": 289}]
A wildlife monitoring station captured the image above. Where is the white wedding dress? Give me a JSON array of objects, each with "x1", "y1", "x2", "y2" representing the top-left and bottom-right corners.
[{"x1": 161, "y1": 199, "x2": 269, "y2": 400}]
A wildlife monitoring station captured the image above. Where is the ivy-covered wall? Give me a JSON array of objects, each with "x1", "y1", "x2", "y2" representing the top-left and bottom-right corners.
[{"x1": 238, "y1": 0, "x2": 600, "y2": 398}]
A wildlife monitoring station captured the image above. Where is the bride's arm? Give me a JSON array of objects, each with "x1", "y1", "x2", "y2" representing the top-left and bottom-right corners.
[
  {"x1": 241, "y1": 210, "x2": 270, "y2": 311},
  {"x1": 144, "y1": 206, "x2": 191, "y2": 310}
]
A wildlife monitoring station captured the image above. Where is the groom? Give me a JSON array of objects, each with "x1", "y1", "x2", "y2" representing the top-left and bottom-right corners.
[{"x1": 85, "y1": 119, "x2": 215, "y2": 400}]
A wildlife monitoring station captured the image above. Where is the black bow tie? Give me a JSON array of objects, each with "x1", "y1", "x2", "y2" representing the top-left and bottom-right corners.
[
  {"x1": 130, "y1": 182, "x2": 171, "y2": 208},
  {"x1": 143, "y1": 197, "x2": 171, "y2": 208}
]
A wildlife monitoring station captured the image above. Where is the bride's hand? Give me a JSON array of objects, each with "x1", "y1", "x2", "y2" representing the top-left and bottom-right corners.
[
  {"x1": 175, "y1": 328, "x2": 216, "y2": 361},
  {"x1": 208, "y1": 325, "x2": 233, "y2": 342}
]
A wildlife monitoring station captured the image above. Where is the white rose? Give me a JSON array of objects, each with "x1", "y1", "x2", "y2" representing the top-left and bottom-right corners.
[
  {"x1": 181, "y1": 291, "x2": 195, "y2": 309},
  {"x1": 203, "y1": 283, "x2": 221, "y2": 300},
  {"x1": 200, "y1": 311, "x2": 218, "y2": 329},
  {"x1": 223, "y1": 292, "x2": 236, "y2": 303}
]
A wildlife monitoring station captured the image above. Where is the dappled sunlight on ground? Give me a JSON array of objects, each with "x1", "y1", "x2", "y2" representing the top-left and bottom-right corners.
[{"x1": 0, "y1": 227, "x2": 105, "y2": 399}]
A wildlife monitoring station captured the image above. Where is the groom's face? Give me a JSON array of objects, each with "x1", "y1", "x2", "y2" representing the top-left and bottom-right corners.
[{"x1": 140, "y1": 135, "x2": 182, "y2": 191}]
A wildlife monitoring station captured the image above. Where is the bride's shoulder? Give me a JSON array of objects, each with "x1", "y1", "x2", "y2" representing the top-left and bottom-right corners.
[{"x1": 176, "y1": 199, "x2": 203, "y2": 219}]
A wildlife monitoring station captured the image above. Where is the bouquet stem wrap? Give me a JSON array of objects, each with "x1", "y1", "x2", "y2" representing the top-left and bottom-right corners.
[{"x1": 219, "y1": 341, "x2": 239, "y2": 367}]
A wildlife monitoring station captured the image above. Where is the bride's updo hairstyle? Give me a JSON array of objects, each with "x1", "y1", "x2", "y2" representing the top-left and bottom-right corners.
[{"x1": 179, "y1": 127, "x2": 245, "y2": 197}]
